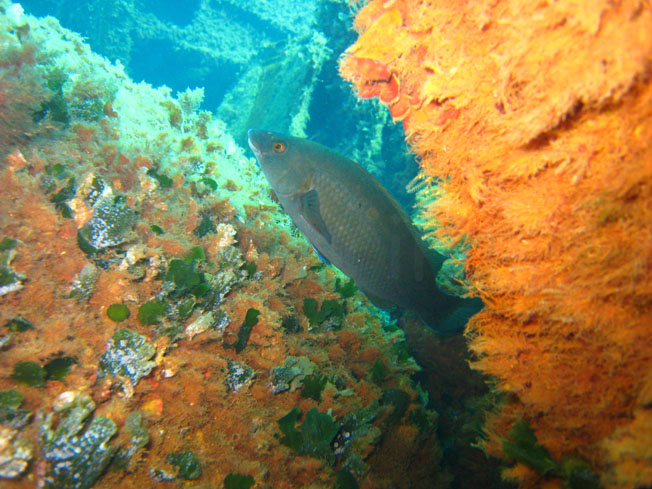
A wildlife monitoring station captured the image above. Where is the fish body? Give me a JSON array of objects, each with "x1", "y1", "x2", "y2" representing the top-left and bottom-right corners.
[{"x1": 248, "y1": 129, "x2": 480, "y2": 333}]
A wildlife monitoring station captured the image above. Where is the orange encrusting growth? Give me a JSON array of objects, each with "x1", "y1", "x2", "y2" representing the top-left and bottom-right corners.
[{"x1": 341, "y1": 0, "x2": 652, "y2": 487}]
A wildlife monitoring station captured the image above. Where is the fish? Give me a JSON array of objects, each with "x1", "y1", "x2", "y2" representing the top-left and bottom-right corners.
[{"x1": 248, "y1": 129, "x2": 482, "y2": 334}]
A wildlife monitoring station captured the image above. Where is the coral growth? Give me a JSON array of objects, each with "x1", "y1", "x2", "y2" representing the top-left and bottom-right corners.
[{"x1": 341, "y1": 0, "x2": 652, "y2": 488}]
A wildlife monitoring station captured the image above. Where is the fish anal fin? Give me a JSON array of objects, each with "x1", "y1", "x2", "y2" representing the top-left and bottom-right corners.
[
  {"x1": 311, "y1": 245, "x2": 331, "y2": 265},
  {"x1": 361, "y1": 290, "x2": 394, "y2": 309},
  {"x1": 300, "y1": 189, "x2": 332, "y2": 244}
]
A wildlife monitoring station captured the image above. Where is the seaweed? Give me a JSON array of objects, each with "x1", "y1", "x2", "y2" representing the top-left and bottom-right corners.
[
  {"x1": 380, "y1": 388, "x2": 410, "y2": 426},
  {"x1": 4, "y1": 316, "x2": 34, "y2": 332},
  {"x1": 106, "y1": 304, "x2": 130, "y2": 322},
  {"x1": 43, "y1": 356, "x2": 78, "y2": 381},
  {"x1": 334, "y1": 469, "x2": 359, "y2": 489},
  {"x1": 0, "y1": 390, "x2": 31, "y2": 429},
  {"x1": 11, "y1": 361, "x2": 46, "y2": 387},
  {"x1": 166, "y1": 450, "x2": 201, "y2": 480},
  {"x1": 166, "y1": 258, "x2": 206, "y2": 298},
  {"x1": 502, "y1": 419, "x2": 602, "y2": 489},
  {"x1": 224, "y1": 308, "x2": 260, "y2": 353},
  {"x1": 193, "y1": 215, "x2": 215, "y2": 238},
  {"x1": 224, "y1": 472, "x2": 255, "y2": 489},
  {"x1": 48, "y1": 177, "x2": 75, "y2": 218},
  {"x1": 301, "y1": 373, "x2": 328, "y2": 402},
  {"x1": 277, "y1": 407, "x2": 340, "y2": 465},
  {"x1": 335, "y1": 278, "x2": 357, "y2": 298},
  {"x1": 370, "y1": 359, "x2": 388, "y2": 385},
  {"x1": 199, "y1": 176, "x2": 217, "y2": 191},
  {"x1": 137, "y1": 300, "x2": 166, "y2": 325},
  {"x1": 146, "y1": 166, "x2": 173, "y2": 188},
  {"x1": 99, "y1": 328, "x2": 156, "y2": 386},
  {"x1": 303, "y1": 298, "x2": 344, "y2": 326}
]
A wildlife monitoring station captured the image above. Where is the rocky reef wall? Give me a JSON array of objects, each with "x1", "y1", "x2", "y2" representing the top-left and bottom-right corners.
[{"x1": 341, "y1": 1, "x2": 652, "y2": 488}]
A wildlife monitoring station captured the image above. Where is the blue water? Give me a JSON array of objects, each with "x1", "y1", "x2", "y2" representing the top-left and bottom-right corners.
[{"x1": 19, "y1": 0, "x2": 419, "y2": 210}]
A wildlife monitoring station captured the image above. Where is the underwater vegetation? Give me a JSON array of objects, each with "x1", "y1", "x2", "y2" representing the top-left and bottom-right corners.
[
  {"x1": 341, "y1": 0, "x2": 652, "y2": 488},
  {"x1": 0, "y1": 2, "x2": 451, "y2": 489}
]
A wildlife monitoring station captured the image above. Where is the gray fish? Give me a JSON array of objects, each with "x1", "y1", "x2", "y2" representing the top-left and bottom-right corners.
[{"x1": 248, "y1": 129, "x2": 481, "y2": 334}]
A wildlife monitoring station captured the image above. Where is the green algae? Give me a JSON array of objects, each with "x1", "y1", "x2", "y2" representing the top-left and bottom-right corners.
[
  {"x1": 301, "y1": 373, "x2": 328, "y2": 402},
  {"x1": 43, "y1": 356, "x2": 78, "y2": 381},
  {"x1": 224, "y1": 472, "x2": 255, "y2": 489},
  {"x1": 4, "y1": 316, "x2": 34, "y2": 332},
  {"x1": 303, "y1": 298, "x2": 344, "y2": 326},
  {"x1": 370, "y1": 359, "x2": 388, "y2": 385},
  {"x1": 146, "y1": 166, "x2": 173, "y2": 188},
  {"x1": 502, "y1": 419, "x2": 602, "y2": 489},
  {"x1": 193, "y1": 215, "x2": 215, "y2": 238},
  {"x1": 0, "y1": 390, "x2": 23, "y2": 411},
  {"x1": 225, "y1": 307, "x2": 260, "y2": 353},
  {"x1": 335, "y1": 278, "x2": 357, "y2": 298},
  {"x1": 277, "y1": 407, "x2": 339, "y2": 465},
  {"x1": 166, "y1": 450, "x2": 201, "y2": 480},
  {"x1": 12, "y1": 361, "x2": 46, "y2": 387},
  {"x1": 137, "y1": 300, "x2": 166, "y2": 325},
  {"x1": 107, "y1": 303, "x2": 130, "y2": 322},
  {"x1": 335, "y1": 469, "x2": 359, "y2": 489}
]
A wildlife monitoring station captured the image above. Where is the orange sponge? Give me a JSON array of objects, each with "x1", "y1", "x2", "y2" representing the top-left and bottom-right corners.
[{"x1": 341, "y1": 1, "x2": 652, "y2": 487}]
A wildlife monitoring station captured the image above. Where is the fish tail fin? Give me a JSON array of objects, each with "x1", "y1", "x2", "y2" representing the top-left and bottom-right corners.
[{"x1": 418, "y1": 296, "x2": 483, "y2": 336}]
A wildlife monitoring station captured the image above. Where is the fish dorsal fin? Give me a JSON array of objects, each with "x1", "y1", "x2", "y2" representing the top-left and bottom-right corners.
[
  {"x1": 361, "y1": 289, "x2": 394, "y2": 309},
  {"x1": 300, "y1": 189, "x2": 332, "y2": 244}
]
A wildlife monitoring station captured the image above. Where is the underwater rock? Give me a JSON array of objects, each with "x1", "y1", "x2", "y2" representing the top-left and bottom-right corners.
[
  {"x1": 270, "y1": 356, "x2": 317, "y2": 394},
  {"x1": 68, "y1": 263, "x2": 99, "y2": 302},
  {"x1": 39, "y1": 392, "x2": 117, "y2": 489},
  {"x1": 99, "y1": 328, "x2": 156, "y2": 388},
  {"x1": 0, "y1": 238, "x2": 24, "y2": 297},
  {"x1": 75, "y1": 176, "x2": 135, "y2": 255},
  {"x1": 0, "y1": 426, "x2": 32, "y2": 479},
  {"x1": 225, "y1": 360, "x2": 255, "y2": 393}
]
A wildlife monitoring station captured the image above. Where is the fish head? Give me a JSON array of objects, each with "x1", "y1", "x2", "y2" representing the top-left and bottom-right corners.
[{"x1": 248, "y1": 129, "x2": 312, "y2": 196}]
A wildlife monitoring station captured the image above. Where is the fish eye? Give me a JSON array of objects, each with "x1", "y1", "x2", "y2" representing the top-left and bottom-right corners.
[{"x1": 273, "y1": 141, "x2": 286, "y2": 153}]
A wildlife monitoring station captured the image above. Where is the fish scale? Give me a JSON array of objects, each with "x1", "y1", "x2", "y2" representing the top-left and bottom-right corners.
[{"x1": 248, "y1": 129, "x2": 482, "y2": 334}]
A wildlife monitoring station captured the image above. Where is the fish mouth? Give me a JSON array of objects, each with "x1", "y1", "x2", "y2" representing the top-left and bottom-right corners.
[{"x1": 247, "y1": 129, "x2": 263, "y2": 156}]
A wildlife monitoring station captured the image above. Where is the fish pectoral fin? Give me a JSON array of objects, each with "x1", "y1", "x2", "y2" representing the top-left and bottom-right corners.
[
  {"x1": 361, "y1": 290, "x2": 394, "y2": 309},
  {"x1": 300, "y1": 189, "x2": 332, "y2": 244}
]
